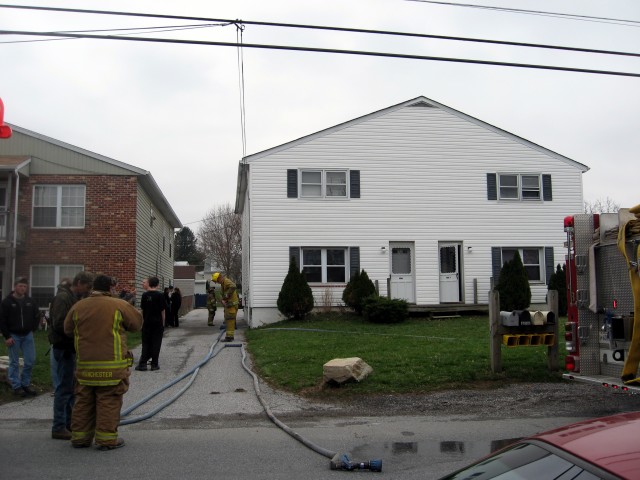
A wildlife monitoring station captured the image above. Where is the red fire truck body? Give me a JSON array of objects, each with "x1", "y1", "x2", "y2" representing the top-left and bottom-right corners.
[{"x1": 563, "y1": 211, "x2": 639, "y2": 393}]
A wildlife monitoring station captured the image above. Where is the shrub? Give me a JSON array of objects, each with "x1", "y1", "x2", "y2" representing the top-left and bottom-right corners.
[
  {"x1": 362, "y1": 296, "x2": 408, "y2": 324},
  {"x1": 496, "y1": 250, "x2": 531, "y2": 311},
  {"x1": 342, "y1": 269, "x2": 377, "y2": 315},
  {"x1": 548, "y1": 263, "x2": 568, "y2": 316},
  {"x1": 277, "y1": 256, "x2": 314, "y2": 319}
]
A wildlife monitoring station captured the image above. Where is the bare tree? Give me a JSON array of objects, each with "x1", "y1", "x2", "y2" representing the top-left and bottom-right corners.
[
  {"x1": 584, "y1": 197, "x2": 620, "y2": 214},
  {"x1": 197, "y1": 203, "x2": 242, "y2": 284}
]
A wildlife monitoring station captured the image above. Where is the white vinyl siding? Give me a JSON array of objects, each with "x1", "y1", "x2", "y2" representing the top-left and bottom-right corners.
[{"x1": 241, "y1": 101, "x2": 585, "y2": 325}]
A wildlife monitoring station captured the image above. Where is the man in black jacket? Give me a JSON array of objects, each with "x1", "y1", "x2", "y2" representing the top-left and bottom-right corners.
[
  {"x1": 0, "y1": 277, "x2": 41, "y2": 397},
  {"x1": 49, "y1": 272, "x2": 93, "y2": 440}
]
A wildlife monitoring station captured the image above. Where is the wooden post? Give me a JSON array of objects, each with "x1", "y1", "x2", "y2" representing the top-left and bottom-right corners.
[
  {"x1": 489, "y1": 289, "x2": 502, "y2": 373},
  {"x1": 547, "y1": 290, "x2": 559, "y2": 371}
]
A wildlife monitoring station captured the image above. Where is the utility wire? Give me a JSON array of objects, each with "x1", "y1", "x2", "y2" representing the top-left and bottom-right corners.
[
  {"x1": 0, "y1": 4, "x2": 638, "y2": 58},
  {"x1": 236, "y1": 24, "x2": 247, "y2": 159},
  {"x1": 1, "y1": 29, "x2": 638, "y2": 78},
  {"x1": 404, "y1": 1, "x2": 640, "y2": 27},
  {"x1": 0, "y1": 22, "x2": 232, "y2": 44}
]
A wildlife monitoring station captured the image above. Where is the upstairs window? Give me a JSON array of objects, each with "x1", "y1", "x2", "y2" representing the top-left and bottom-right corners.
[
  {"x1": 33, "y1": 185, "x2": 85, "y2": 228},
  {"x1": 300, "y1": 170, "x2": 347, "y2": 198},
  {"x1": 498, "y1": 174, "x2": 541, "y2": 201}
]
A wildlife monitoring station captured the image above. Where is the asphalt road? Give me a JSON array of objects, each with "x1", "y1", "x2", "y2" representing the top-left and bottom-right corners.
[{"x1": 1, "y1": 309, "x2": 639, "y2": 479}]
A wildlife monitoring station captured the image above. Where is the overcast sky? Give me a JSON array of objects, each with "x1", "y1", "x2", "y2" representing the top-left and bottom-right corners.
[{"x1": 1, "y1": 0, "x2": 639, "y2": 230}]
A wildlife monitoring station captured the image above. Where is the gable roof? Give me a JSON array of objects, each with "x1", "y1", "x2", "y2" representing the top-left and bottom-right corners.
[
  {"x1": 5, "y1": 124, "x2": 181, "y2": 228},
  {"x1": 242, "y1": 96, "x2": 589, "y2": 171}
]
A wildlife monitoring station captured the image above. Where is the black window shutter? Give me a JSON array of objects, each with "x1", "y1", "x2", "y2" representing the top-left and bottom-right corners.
[
  {"x1": 545, "y1": 247, "x2": 554, "y2": 285},
  {"x1": 491, "y1": 247, "x2": 502, "y2": 286},
  {"x1": 350, "y1": 170, "x2": 360, "y2": 198},
  {"x1": 287, "y1": 169, "x2": 298, "y2": 198},
  {"x1": 542, "y1": 174, "x2": 552, "y2": 201},
  {"x1": 487, "y1": 173, "x2": 497, "y2": 200},
  {"x1": 289, "y1": 246, "x2": 300, "y2": 270},
  {"x1": 350, "y1": 247, "x2": 360, "y2": 277}
]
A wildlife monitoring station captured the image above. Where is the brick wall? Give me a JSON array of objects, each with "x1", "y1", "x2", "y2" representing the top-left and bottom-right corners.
[{"x1": 16, "y1": 174, "x2": 139, "y2": 291}]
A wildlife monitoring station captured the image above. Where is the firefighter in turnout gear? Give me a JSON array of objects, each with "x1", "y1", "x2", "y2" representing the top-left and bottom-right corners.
[
  {"x1": 207, "y1": 287, "x2": 217, "y2": 326},
  {"x1": 212, "y1": 272, "x2": 238, "y2": 342},
  {"x1": 64, "y1": 275, "x2": 142, "y2": 450}
]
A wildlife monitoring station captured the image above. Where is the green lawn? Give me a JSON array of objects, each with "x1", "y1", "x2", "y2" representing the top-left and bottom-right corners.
[
  {"x1": 1, "y1": 314, "x2": 564, "y2": 403},
  {"x1": 0, "y1": 329, "x2": 141, "y2": 404},
  {"x1": 245, "y1": 313, "x2": 566, "y2": 397}
]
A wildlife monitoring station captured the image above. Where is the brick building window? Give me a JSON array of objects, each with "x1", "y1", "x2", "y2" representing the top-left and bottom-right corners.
[
  {"x1": 30, "y1": 264, "x2": 84, "y2": 308},
  {"x1": 33, "y1": 185, "x2": 85, "y2": 228}
]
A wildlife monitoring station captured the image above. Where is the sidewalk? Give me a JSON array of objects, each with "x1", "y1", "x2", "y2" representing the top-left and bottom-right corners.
[{"x1": 0, "y1": 308, "x2": 333, "y2": 427}]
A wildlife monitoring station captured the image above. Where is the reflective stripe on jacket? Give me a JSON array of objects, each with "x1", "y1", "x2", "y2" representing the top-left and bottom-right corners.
[{"x1": 64, "y1": 291, "x2": 142, "y2": 386}]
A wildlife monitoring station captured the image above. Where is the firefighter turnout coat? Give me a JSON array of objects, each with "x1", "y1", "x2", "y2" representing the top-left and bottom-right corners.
[{"x1": 64, "y1": 291, "x2": 142, "y2": 386}]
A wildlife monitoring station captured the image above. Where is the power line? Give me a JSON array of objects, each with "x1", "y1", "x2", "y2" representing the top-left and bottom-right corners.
[
  {"x1": 1, "y1": 29, "x2": 638, "y2": 78},
  {"x1": 0, "y1": 22, "x2": 233, "y2": 44},
  {"x1": 0, "y1": 4, "x2": 639, "y2": 58},
  {"x1": 404, "y1": 1, "x2": 640, "y2": 27}
]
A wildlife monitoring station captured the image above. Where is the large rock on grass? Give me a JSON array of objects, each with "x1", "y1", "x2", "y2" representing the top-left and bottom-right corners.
[{"x1": 323, "y1": 357, "x2": 373, "y2": 385}]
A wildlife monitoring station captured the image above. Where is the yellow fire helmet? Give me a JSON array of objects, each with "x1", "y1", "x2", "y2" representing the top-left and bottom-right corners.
[{"x1": 211, "y1": 272, "x2": 220, "y2": 282}]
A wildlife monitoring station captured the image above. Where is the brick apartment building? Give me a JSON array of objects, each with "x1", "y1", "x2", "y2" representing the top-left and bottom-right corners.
[{"x1": 0, "y1": 124, "x2": 181, "y2": 308}]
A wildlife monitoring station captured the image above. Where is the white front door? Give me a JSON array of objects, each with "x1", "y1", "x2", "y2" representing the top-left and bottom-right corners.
[
  {"x1": 389, "y1": 242, "x2": 415, "y2": 303},
  {"x1": 439, "y1": 242, "x2": 461, "y2": 303}
]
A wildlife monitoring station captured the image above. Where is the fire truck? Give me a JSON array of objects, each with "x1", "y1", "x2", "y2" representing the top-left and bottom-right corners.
[{"x1": 563, "y1": 208, "x2": 640, "y2": 393}]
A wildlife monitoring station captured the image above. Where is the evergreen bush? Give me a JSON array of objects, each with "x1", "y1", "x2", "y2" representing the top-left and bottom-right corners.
[
  {"x1": 548, "y1": 263, "x2": 568, "y2": 316},
  {"x1": 342, "y1": 269, "x2": 377, "y2": 315},
  {"x1": 277, "y1": 256, "x2": 314, "y2": 319},
  {"x1": 496, "y1": 250, "x2": 531, "y2": 311},
  {"x1": 362, "y1": 296, "x2": 408, "y2": 324}
]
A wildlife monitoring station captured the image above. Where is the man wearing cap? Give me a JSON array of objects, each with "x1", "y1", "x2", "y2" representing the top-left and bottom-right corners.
[
  {"x1": 0, "y1": 277, "x2": 42, "y2": 397},
  {"x1": 212, "y1": 272, "x2": 238, "y2": 342},
  {"x1": 64, "y1": 274, "x2": 142, "y2": 450}
]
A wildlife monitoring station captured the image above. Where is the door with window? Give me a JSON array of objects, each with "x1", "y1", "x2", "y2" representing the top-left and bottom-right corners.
[
  {"x1": 389, "y1": 242, "x2": 415, "y2": 303},
  {"x1": 439, "y1": 242, "x2": 462, "y2": 303}
]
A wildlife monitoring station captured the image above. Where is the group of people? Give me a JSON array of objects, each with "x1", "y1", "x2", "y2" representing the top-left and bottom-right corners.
[
  {"x1": 0, "y1": 273, "x2": 142, "y2": 451},
  {"x1": 0, "y1": 270, "x2": 239, "y2": 451},
  {"x1": 163, "y1": 286, "x2": 182, "y2": 328}
]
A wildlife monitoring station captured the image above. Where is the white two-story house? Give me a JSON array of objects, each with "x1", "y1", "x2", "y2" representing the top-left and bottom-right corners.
[{"x1": 235, "y1": 96, "x2": 587, "y2": 326}]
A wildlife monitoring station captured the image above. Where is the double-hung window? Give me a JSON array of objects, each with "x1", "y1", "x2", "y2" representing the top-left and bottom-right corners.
[
  {"x1": 301, "y1": 248, "x2": 347, "y2": 283},
  {"x1": 30, "y1": 264, "x2": 84, "y2": 308},
  {"x1": 300, "y1": 170, "x2": 347, "y2": 198},
  {"x1": 33, "y1": 185, "x2": 86, "y2": 228},
  {"x1": 498, "y1": 174, "x2": 541, "y2": 201},
  {"x1": 501, "y1": 248, "x2": 543, "y2": 281}
]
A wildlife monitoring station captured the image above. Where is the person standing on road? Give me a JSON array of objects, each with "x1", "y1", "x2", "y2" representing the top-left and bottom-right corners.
[
  {"x1": 170, "y1": 287, "x2": 182, "y2": 327},
  {"x1": 0, "y1": 277, "x2": 41, "y2": 397},
  {"x1": 163, "y1": 287, "x2": 171, "y2": 327},
  {"x1": 212, "y1": 272, "x2": 238, "y2": 342},
  {"x1": 206, "y1": 286, "x2": 217, "y2": 326},
  {"x1": 49, "y1": 272, "x2": 94, "y2": 440},
  {"x1": 136, "y1": 276, "x2": 166, "y2": 371},
  {"x1": 64, "y1": 274, "x2": 142, "y2": 450}
]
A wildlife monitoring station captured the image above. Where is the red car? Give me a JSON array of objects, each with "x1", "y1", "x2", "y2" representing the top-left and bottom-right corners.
[{"x1": 439, "y1": 412, "x2": 640, "y2": 480}]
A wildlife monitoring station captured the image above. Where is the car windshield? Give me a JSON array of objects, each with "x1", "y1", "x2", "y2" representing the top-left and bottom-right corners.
[{"x1": 440, "y1": 443, "x2": 603, "y2": 480}]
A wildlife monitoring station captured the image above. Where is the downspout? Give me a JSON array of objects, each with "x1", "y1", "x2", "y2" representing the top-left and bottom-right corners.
[{"x1": 11, "y1": 169, "x2": 20, "y2": 285}]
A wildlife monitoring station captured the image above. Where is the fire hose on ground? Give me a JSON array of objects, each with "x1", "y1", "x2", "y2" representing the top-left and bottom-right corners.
[{"x1": 118, "y1": 329, "x2": 382, "y2": 472}]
